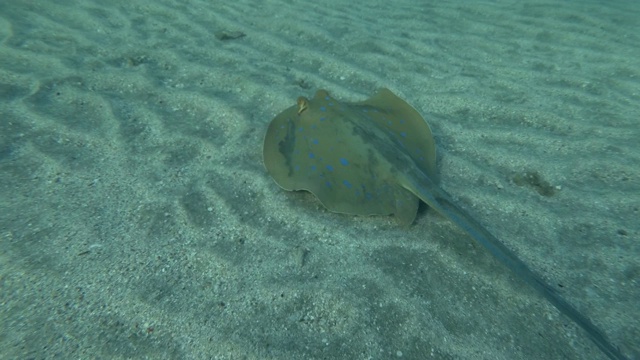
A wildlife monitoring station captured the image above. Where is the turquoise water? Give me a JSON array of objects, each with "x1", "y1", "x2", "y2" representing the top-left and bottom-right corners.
[{"x1": 1, "y1": 1, "x2": 638, "y2": 359}]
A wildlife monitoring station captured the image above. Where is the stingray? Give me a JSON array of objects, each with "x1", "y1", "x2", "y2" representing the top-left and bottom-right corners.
[{"x1": 263, "y1": 89, "x2": 626, "y2": 360}]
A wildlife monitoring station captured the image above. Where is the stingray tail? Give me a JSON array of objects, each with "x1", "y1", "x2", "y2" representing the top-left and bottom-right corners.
[{"x1": 408, "y1": 176, "x2": 627, "y2": 360}]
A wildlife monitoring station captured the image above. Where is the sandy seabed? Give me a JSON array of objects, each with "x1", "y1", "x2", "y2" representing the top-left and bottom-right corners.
[{"x1": 1, "y1": 1, "x2": 638, "y2": 359}]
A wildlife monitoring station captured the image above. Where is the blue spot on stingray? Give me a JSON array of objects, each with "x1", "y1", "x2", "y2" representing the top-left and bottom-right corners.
[
  {"x1": 325, "y1": 96, "x2": 330, "y2": 100},
  {"x1": 312, "y1": 138, "x2": 319, "y2": 145},
  {"x1": 325, "y1": 181, "x2": 332, "y2": 188},
  {"x1": 365, "y1": 192, "x2": 373, "y2": 200},
  {"x1": 308, "y1": 152, "x2": 315, "y2": 159},
  {"x1": 320, "y1": 117, "x2": 326, "y2": 121},
  {"x1": 320, "y1": 106, "x2": 327, "y2": 112},
  {"x1": 400, "y1": 132, "x2": 407, "y2": 138},
  {"x1": 311, "y1": 165, "x2": 317, "y2": 171},
  {"x1": 339, "y1": 158, "x2": 349, "y2": 166},
  {"x1": 326, "y1": 165, "x2": 334, "y2": 172},
  {"x1": 298, "y1": 127, "x2": 304, "y2": 132},
  {"x1": 342, "y1": 180, "x2": 353, "y2": 189},
  {"x1": 294, "y1": 165, "x2": 300, "y2": 171},
  {"x1": 400, "y1": 119, "x2": 406, "y2": 124}
]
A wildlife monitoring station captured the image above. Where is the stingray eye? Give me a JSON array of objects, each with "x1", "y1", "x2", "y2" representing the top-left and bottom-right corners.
[{"x1": 297, "y1": 97, "x2": 309, "y2": 115}]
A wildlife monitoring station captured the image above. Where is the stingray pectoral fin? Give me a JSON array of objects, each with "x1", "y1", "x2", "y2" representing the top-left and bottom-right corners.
[
  {"x1": 404, "y1": 175, "x2": 627, "y2": 360},
  {"x1": 393, "y1": 186, "x2": 420, "y2": 226}
]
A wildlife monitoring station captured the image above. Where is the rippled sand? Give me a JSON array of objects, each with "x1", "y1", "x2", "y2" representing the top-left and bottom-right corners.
[{"x1": 1, "y1": 1, "x2": 638, "y2": 359}]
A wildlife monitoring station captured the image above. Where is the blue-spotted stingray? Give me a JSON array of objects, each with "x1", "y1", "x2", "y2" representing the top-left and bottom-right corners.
[{"x1": 263, "y1": 89, "x2": 626, "y2": 360}]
